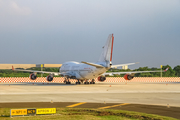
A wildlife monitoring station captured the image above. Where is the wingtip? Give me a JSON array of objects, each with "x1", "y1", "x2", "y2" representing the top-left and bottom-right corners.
[
  {"x1": 135, "y1": 62, "x2": 140, "y2": 64},
  {"x1": 164, "y1": 67, "x2": 169, "y2": 72}
]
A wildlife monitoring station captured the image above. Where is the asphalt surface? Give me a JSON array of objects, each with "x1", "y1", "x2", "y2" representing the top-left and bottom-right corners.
[
  {"x1": 0, "y1": 102, "x2": 180, "y2": 119},
  {"x1": 0, "y1": 82, "x2": 180, "y2": 119}
]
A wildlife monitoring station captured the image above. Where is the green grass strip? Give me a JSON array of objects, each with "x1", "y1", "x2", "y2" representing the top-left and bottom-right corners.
[{"x1": 0, "y1": 108, "x2": 178, "y2": 120}]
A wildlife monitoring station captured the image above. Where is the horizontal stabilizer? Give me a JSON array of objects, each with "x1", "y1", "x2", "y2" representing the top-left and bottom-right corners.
[
  {"x1": 111, "y1": 62, "x2": 139, "y2": 68},
  {"x1": 81, "y1": 61, "x2": 105, "y2": 68}
]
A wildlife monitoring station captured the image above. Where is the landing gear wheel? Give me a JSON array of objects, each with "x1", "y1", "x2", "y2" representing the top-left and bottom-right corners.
[
  {"x1": 90, "y1": 82, "x2": 95, "y2": 84},
  {"x1": 76, "y1": 82, "x2": 81, "y2": 84},
  {"x1": 64, "y1": 79, "x2": 67, "y2": 83},
  {"x1": 66, "y1": 82, "x2": 71, "y2": 84},
  {"x1": 76, "y1": 80, "x2": 81, "y2": 85},
  {"x1": 84, "y1": 81, "x2": 89, "y2": 84},
  {"x1": 90, "y1": 79, "x2": 95, "y2": 84}
]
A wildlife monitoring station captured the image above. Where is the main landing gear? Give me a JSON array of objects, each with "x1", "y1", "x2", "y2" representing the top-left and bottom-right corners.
[
  {"x1": 84, "y1": 80, "x2": 89, "y2": 84},
  {"x1": 90, "y1": 79, "x2": 95, "y2": 84},
  {"x1": 76, "y1": 80, "x2": 81, "y2": 84},
  {"x1": 64, "y1": 78, "x2": 71, "y2": 84},
  {"x1": 64, "y1": 78, "x2": 95, "y2": 85},
  {"x1": 84, "y1": 79, "x2": 95, "y2": 84}
]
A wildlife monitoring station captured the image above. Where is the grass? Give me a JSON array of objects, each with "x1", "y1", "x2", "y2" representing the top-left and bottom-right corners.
[{"x1": 0, "y1": 108, "x2": 178, "y2": 120}]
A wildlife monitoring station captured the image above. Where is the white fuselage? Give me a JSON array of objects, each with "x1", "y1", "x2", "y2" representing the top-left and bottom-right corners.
[{"x1": 60, "y1": 61, "x2": 108, "y2": 80}]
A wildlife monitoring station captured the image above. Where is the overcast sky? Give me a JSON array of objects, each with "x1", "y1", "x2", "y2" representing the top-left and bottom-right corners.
[{"x1": 0, "y1": 0, "x2": 179, "y2": 69}]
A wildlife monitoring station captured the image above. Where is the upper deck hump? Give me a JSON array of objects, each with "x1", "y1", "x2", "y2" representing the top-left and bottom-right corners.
[{"x1": 62, "y1": 61, "x2": 81, "y2": 65}]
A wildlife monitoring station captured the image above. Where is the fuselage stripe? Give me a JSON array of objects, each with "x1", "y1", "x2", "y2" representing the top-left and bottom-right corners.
[{"x1": 110, "y1": 34, "x2": 114, "y2": 62}]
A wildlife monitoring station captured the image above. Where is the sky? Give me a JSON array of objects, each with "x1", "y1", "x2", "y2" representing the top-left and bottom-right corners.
[{"x1": 0, "y1": 0, "x2": 179, "y2": 69}]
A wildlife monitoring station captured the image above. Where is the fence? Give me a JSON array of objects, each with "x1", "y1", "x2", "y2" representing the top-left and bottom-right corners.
[{"x1": 0, "y1": 77, "x2": 180, "y2": 83}]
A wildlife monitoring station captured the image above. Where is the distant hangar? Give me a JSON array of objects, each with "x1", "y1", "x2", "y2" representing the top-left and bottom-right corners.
[
  {"x1": 0, "y1": 64, "x2": 62, "y2": 69},
  {"x1": 0, "y1": 64, "x2": 128, "y2": 70}
]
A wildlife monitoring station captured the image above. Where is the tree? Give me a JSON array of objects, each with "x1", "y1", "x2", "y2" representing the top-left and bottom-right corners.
[
  {"x1": 134, "y1": 67, "x2": 151, "y2": 71},
  {"x1": 173, "y1": 65, "x2": 180, "y2": 77},
  {"x1": 162, "y1": 65, "x2": 175, "y2": 77}
]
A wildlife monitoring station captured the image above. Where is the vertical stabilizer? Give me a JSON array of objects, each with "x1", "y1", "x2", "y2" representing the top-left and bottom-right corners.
[{"x1": 98, "y1": 34, "x2": 114, "y2": 63}]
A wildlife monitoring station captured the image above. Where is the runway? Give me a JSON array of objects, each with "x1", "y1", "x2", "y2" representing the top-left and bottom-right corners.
[
  {"x1": 0, "y1": 82, "x2": 180, "y2": 118},
  {"x1": 0, "y1": 82, "x2": 180, "y2": 106}
]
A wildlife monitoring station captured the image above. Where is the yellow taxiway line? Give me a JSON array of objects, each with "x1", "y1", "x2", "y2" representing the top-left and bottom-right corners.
[
  {"x1": 98, "y1": 103, "x2": 130, "y2": 109},
  {"x1": 66, "y1": 102, "x2": 87, "y2": 108}
]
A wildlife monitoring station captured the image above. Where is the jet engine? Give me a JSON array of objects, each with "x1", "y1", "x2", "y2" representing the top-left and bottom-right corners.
[
  {"x1": 98, "y1": 76, "x2": 106, "y2": 82},
  {"x1": 124, "y1": 74, "x2": 134, "y2": 80},
  {"x1": 29, "y1": 73, "x2": 37, "y2": 80},
  {"x1": 46, "y1": 75, "x2": 53, "y2": 82}
]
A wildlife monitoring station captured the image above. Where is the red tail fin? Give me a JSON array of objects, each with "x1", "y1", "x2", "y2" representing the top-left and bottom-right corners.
[{"x1": 110, "y1": 34, "x2": 114, "y2": 62}]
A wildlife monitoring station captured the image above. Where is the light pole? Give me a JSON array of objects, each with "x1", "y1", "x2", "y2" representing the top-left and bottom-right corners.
[
  {"x1": 161, "y1": 65, "x2": 162, "y2": 77},
  {"x1": 41, "y1": 64, "x2": 43, "y2": 77}
]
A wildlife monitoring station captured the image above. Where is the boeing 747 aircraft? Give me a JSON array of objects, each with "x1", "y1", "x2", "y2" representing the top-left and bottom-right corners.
[{"x1": 13, "y1": 34, "x2": 168, "y2": 84}]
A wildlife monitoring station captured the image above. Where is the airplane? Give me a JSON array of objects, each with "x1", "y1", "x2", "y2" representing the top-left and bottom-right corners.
[{"x1": 12, "y1": 34, "x2": 168, "y2": 84}]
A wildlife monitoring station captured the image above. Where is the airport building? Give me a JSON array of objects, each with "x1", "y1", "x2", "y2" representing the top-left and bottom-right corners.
[{"x1": 122, "y1": 65, "x2": 128, "y2": 70}]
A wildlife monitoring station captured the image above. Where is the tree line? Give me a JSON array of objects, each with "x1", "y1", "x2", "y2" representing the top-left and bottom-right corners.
[
  {"x1": 108, "y1": 65, "x2": 180, "y2": 77},
  {"x1": 0, "y1": 65, "x2": 179, "y2": 77}
]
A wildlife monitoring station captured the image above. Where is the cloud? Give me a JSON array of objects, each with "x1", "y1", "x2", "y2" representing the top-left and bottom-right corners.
[
  {"x1": 0, "y1": 0, "x2": 32, "y2": 29},
  {"x1": 9, "y1": 1, "x2": 31, "y2": 15},
  {"x1": 0, "y1": 0, "x2": 31, "y2": 16}
]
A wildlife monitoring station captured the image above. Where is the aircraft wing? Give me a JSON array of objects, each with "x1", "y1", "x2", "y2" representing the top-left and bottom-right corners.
[
  {"x1": 12, "y1": 66, "x2": 61, "y2": 76},
  {"x1": 103, "y1": 68, "x2": 169, "y2": 76},
  {"x1": 111, "y1": 62, "x2": 139, "y2": 68}
]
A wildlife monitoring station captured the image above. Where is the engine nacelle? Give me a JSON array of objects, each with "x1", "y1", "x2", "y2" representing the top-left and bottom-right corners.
[
  {"x1": 29, "y1": 73, "x2": 37, "y2": 80},
  {"x1": 46, "y1": 75, "x2": 53, "y2": 82},
  {"x1": 98, "y1": 76, "x2": 106, "y2": 82},
  {"x1": 124, "y1": 74, "x2": 134, "y2": 80}
]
